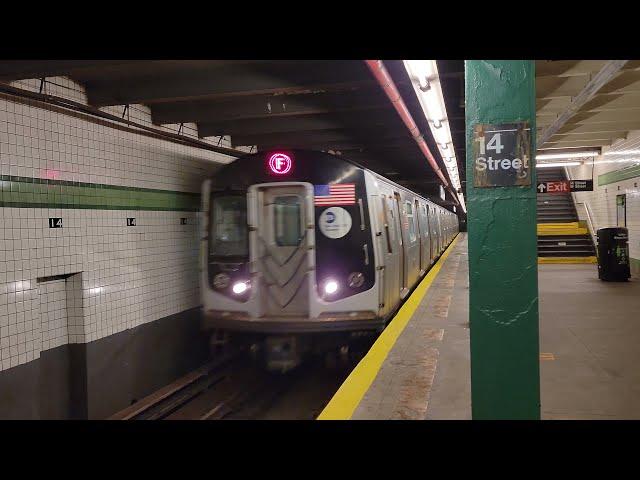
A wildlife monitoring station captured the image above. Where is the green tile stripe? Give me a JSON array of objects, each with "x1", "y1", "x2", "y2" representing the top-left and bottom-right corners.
[
  {"x1": 0, "y1": 175, "x2": 201, "y2": 211},
  {"x1": 598, "y1": 164, "x2": 640, "y2": 186}
]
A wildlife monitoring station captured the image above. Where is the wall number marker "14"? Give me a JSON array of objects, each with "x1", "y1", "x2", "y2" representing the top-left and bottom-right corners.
[
  {"x1": 127, "y1": 218, "x2": 136, "y2": 226},
  {"x1": 49, "y1": 218, "x2": 63, "y2": 228}
]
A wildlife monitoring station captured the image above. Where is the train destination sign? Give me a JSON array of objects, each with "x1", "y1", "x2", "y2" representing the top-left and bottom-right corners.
[
  {"x1": 537, "y1": 179, "x2": 593, "y2": 194},
  {"x1": 472, "y1": 122, "x2": 531, "y2": 187}
]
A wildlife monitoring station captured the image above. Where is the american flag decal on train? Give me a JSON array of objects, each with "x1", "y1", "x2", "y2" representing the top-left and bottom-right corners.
[{"x1": 314, "y1": 183, "x2": 356, "y2": 206}]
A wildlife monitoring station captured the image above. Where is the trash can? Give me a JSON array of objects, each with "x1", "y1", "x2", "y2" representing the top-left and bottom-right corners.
[{"x1": 597, "y1": 227, "x2": 630, "y2": 281}]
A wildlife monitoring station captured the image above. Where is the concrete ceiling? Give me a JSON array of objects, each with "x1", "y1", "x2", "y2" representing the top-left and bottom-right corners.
[
  {"x1": 536, "y1": 59, "x2": 640, "y2": 152},
  {"x1": 0, "y1": 60, "x2": 464, "y2": 205}
]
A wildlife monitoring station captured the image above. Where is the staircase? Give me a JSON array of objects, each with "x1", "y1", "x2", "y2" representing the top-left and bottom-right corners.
[{"x1": 537, "y1": 167, "x2": 596, "y2": 263}]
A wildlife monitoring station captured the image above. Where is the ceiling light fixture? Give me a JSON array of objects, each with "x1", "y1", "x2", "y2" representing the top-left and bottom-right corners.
[
  {"x1": 595, "y1": 158, "x2": 640, "y2": 165},
  {"x1": 404, "y1": 60, "x2": 464, "y2": 213},
  {"x1": 536, "y1": 161, "x2": 582, "y2": 168},
  {"x1": 603, "y1": 149, "x2": 640, "y2": 156},
  {"x1": 536, "y1": 151, "x2": 599, "y2": 160}
]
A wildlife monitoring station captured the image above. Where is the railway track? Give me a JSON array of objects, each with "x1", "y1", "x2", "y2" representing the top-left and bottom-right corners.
[{"x1": 109, "y1": 349, "x2": 361, "y2": 420}]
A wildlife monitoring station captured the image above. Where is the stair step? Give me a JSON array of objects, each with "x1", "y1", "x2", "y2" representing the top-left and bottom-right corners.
[
  {"x1": 538, "y1": 234, "x2": 592, "y2": 239},
  {"x1": 538, "y1": 240, "x2": 591, "y2": 248},
  {"x1": 538, "y1": 249, "x2": 595, "y2": 254},
  {"x1": 538, "y1": 218, "x2": 580, "y2": 223},
  {"x1": 538, "y1": 250, "x2": 597, "y2": 256},
  {"x1": 538, "y1": 211, "x2": 577, "y2": 216}
]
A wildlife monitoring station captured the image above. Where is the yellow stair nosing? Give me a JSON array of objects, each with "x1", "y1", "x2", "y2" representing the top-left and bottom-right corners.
[{"x1": 538, "y1": 256, "x2": 598, "y2": 264}]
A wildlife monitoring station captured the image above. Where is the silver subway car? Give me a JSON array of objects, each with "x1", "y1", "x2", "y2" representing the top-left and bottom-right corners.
[{"x1": 201, "y1": 150, "x2": 458, "y2": 370}]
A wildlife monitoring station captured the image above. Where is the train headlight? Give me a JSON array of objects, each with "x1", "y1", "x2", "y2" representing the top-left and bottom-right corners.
[
  {"x1": 213, "y1": 273, "x2": 230, "y2": 289},
  {"x1": 232, "y1": 281, "x2": 250, "y2": 294},
  {"x1": 324, "y1": 280, "x2": 339, "y2": 295},
  {"x1": 348, "y1": 272, "x2": 364, "y2": 288}
]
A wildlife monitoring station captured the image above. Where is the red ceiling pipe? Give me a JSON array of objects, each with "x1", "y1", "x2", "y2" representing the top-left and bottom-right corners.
[{"x1": 365, "y1": 60, "x2": 460, "y2": 206}]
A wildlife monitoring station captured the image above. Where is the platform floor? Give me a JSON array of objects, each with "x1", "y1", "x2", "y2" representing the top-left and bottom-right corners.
[
  {"x1": 351, "y1": 234, "x2": 471, "y2": 420},
  {"x1": 539, "y1": 263, "x2": 640, "y2": 419},
  {"x1": 334, "y1": 233, "x2": 640, "y2": 420}
]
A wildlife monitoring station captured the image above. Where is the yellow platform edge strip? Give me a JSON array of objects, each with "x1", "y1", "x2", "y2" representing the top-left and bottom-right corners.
[
  {"x1": 317, "y1": 234, "x2": 461, "y2": 421},
  {"x1": 538, "y1": 256, "x2": 597, "y2": 264}
]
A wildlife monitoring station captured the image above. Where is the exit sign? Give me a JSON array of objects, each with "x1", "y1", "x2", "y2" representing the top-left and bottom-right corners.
[{"x1": 537, "y1": 179, "x2": 593, "y2": 194}]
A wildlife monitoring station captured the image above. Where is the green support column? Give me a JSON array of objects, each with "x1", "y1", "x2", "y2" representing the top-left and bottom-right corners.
[{"x1": 465, "y1": 60, "x2": 540, "y2": 419}]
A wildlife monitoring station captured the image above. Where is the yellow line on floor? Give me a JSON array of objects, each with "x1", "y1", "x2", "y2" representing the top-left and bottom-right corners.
[
  {"x1": 317, "y1": 234, "x2": 461, "y2": 420},
  {"x1": 538, "y1": 256, "x2": 597, "y2": 264}
]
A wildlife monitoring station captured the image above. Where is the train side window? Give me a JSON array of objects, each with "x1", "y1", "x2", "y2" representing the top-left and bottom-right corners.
[
  {"x1": 405, "y1": 201, "x2": 416, "y2": 243},
  {"x1": 380, "y1": 195, "x2": 392, "y2": 253},
  {"x1": 274, "y1": 195, "x2": 302, "y2": 246},
  {"x1": 420, "y1": 204, "x2": 428, "y2": 235}
]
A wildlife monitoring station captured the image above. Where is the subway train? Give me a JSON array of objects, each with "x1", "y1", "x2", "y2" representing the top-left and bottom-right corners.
[{"x1": 201, "y1": 149, "x2": 458, "y2": 370}]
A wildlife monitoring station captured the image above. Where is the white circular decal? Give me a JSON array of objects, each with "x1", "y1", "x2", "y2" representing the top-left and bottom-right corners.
[{"x1": 319, "y1": 207, "x2": 352, "y2": 239}]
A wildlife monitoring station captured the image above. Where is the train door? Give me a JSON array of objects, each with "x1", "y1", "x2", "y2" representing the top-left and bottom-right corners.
[
  {"x1": 431, "y1": 206, "x2": 440, "y2": 258},
  {"x1": 250, "y1": 183, "x2": 313, "y2": 317},
  {"x1": 375, "y1": 192, "x2": 397, "y2": 316},
  {"x1": 393, "y1": 192, "x2": 407, "y2": 295},
  {"x1": 425, "y1": 204, "x2": 433, "y2": 265},
  {"x1": 419, "y1": 202, "x2": 430, "y2": 272},
  {"x1": 415, "y1": 199, "x2": 423, "y2": 273},
  {"x1": 436, "y1": 210, "x2": 443, "y2": 253}
]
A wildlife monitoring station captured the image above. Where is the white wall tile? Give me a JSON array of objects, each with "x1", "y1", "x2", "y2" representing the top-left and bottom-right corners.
[
  {"x1": 0, "y1": 76, "x2": 236, "y2": 372},
  {"x1": 566, "y1": 131, "x2": 640, "y2": 261}
]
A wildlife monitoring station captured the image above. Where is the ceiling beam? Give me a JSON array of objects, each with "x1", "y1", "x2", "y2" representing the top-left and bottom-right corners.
[
  {"x1": 150, "y1": 89, "x2": 390, "y2": 125},
  {"x1": 234, "y1": 128, "x2": 409, "y2": 148},
  {"x1": 84, "y1": 62, "x2": 374, "y2": 107},
  {"x1": 197, "y1": 110, "x2": 404, "y2": 138},
  {"x1": 538, "y1": 107, "x2": 640, "y2": 127},
  {"x1": 557, "y1": 120, "x2": 640, "y2": 135},
  {"x1": 551, "y1": 129, "x2": 628, "y2": 138},
  {"x1": 535, "y1": 60, "x2": 607, "y2": 78},
  {"x1": 538, "y1": 60, "x2": 629, "y2": 147},
  {"x1": 536, "y1": 75, "x2": 591, "y2": 99},
  {"x1": 0, "y1": 60, "x2": 144, "y2": 81},
  {"x1": 543, "y1": 138, "x2": 613, "y2": 148}
]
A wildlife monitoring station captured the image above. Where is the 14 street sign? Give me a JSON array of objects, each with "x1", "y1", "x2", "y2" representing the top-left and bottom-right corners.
[
  {"x1": 472, "y1": 122, "x2": 532, "y2": 187},
  {"x1": 537, "y1": 179, "x2": 593, "y2": 194}
]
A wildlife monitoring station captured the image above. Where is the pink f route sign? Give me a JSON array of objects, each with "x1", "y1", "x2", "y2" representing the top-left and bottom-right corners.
[{"x1": 268, "y1": 153, "x2": 292, "y2": 174}]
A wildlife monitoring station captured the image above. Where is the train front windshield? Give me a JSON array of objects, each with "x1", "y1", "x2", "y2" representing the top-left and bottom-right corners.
[{"x1": 209, "y1": 195, "x2": 248, "y2": 257}]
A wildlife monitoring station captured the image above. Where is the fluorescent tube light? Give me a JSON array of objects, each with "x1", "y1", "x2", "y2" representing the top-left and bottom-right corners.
[
  {"x1": 404, "y1": 59, "x2": 465, "y2": 213},
  {"x1": 536, "y1": 151, "x2": 599, "y2": 160},
  {"x1": 595, "y1": 158, "x2": 640, "y2": 165},
  {"x1": 536, "y1": 161, "x2": 581, "y2": 168},
  {"x1": 603, "y1": 150, "x2": 640, "y2": 156}
]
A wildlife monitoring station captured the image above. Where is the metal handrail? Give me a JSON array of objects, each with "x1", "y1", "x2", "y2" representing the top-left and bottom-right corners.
[
  {"x1": 580, "y1": 201, "x2": 598, "y2": 253},
  {"x1": 564, "y1": 166, "x2": 598, "y2": 252}
]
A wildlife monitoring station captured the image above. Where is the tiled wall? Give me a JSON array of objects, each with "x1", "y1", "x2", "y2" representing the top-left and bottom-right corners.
[
  {"x1": 0, "y1": 76, "x2": 237, "y2": 372},
  {"x1": 566, "y1": 130, "x2": 640, "y2": 267}
]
